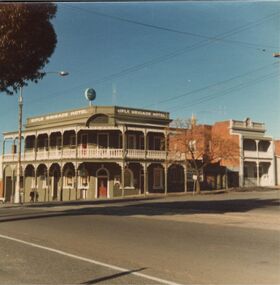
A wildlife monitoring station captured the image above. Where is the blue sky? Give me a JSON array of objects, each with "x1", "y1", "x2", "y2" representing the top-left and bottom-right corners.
[{"x1": 1, "y1": 1, "x2": 279, "y2": 143}]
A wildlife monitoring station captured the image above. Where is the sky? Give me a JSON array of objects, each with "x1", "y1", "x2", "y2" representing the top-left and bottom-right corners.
[{"x1": 0, "y1": 1, "x2": 280, "y2": 145}]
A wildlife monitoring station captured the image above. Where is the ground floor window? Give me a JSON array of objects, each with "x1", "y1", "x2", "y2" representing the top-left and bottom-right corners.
[
  {"x1": 78, "y1": 168, "x2": 89, "y2": 188},
  {"x1": 40, "y1": 174, "x2": 47, "y2": 188},
  {"x1": 169, "y1": 166, "x2": 184, "y2": 183},
  {"x1": 124, "y1": 168, "x2": 134, "y2": 188},
  {"x1": 153, "y1": 167, "x2": 163, "y2": 189},
  {"x1": 64, "y1": 169, "x2": 74, "y2": 188}
]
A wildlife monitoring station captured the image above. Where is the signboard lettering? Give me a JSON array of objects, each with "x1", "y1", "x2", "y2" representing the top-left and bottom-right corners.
[
  {"x1": 29, "y1": 109, "x2": 88, "y2": 124},
  {"x1": 117, "y1": 108, "x2": 167, "y2": 119}
]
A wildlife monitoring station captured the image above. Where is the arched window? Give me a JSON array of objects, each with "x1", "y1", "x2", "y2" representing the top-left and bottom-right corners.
[
  {"x1": 64, "y1": 168, "x2": 74, "y2": 188},
  {"x1": 153, "y1": 167, "x2": 163, "y2": 189},
  {"x1": 97, "y1": 169, "x2": 108, "y2": 177},
  {"x1": 124, "y1": 168, "x2": 134, "y2": 188},
  {"x1": 78, "y1": 167, "x2": 89, "y2": 188}
]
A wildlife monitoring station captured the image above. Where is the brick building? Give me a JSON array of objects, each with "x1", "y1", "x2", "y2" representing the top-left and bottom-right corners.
[
  {"x1": 274, "y1": 140, "x2": 280, "y2": 185},
  {"x1": 211, "y1": 118, "x2": 276, "y2": 187},
  {"x1": 169, "y1": 117, "x2": 276, "y2": 190},
  {"x1": 0, "y1": 157, "x2": 3, "y2": 198}
]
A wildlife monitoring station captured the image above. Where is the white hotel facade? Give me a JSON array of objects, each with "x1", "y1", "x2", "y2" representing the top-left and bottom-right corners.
[{"x1": 2, "y1": 105, "x2": 187, "y2": 202}]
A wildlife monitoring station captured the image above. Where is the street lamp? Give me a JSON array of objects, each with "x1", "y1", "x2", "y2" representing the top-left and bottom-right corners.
[{"x1": 14, "y1": 70, "x2": 69, "y2": 204}]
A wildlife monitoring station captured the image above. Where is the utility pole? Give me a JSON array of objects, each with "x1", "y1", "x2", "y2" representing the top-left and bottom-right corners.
[
  {"x1": 14, "y1": 86, "x2": 23, "y2": 204},
  {"x1": 12, "y1": 71, "x2": 69, "y2": 203}
]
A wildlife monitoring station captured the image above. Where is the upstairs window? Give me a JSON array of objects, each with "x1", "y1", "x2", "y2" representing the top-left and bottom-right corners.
[
  {"x1": 188, "y1": 140, "x2": 196, "y2": 151},
  {"x1": 139, "y1": 135, "x2": 144, "y2": 150},
  {"x1": 154, "y1": 136, "x2": 163, "y2": 150},
  {"x1": 127, "y1": 135, "x2": 136, "y2": 149},
  {"x1": 70, "y1": 135, "x2": 76, "y2": 147}
]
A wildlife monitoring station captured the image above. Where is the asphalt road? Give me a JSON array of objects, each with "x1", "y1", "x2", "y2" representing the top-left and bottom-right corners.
[{"x1": 0, "y1": 190, "x2": 279, "y2": 284}]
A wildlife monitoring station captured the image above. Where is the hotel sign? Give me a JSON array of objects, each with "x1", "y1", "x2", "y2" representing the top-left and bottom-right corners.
[
  {"x1": 28, "y1": 109, "x2": 89, "y2": 124},
  {"x1": 116, "y1": 108, "x2": 168, "y2": 119}
]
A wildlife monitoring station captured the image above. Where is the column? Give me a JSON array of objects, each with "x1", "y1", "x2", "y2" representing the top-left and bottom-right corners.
[
  {"x1": 12, "y1": 138, "x2": 16, "y2": 161},
  {"x1": 2, "y1": 139, "x2": 5, "y2": 161},
  {"x1": 225, "y1": 167, "x2": 228, "y2": 189},
  {"x1": 46, "y1": 167, "x2": 50, "y2": 202},
  {"x1": 11, "y1": 168, "x2": 15, "y2": 203},
  {"x1": 75, "y1": 167, "x2": 78, "y2": 200},
  {"x1": 75, "y1": 129, "x2": 78, "y2": 200},
  {"x1": 164, "y1": 163, "x2": 168, "y2": 196},
  {"x1": 144, "y1": 163, "x2": 148, "y2": 196},
  {"x1": 60, "y1": 133, "x2": 64, "y2": 201},
  {"x1": 144, "y1": 130, "x2": 148, "y2": 197},
  {"x1": 239, "y1": 135, "x2": 244, "y2": 187},
  {"x1": 217, "y1": 174, "x2": 221, "y2": 189},
  {"x1": 61, "y1": 132, "x2": 64, "y2": 159},
  {"x1": 34, "y1": 134, "x2": 38, "y2": 161},
  {"x1": 121, "y1": 162, "x2": 125, "y2": 197},
  {"x1": 122, "y1": 126, "x2": 126, "y2": 198},
  {"x1": 47, "y1": 133, "x2": 50, "y2": 159},
  {"x1": 22, "y1": 136, "x2": 26, "y2": 161},
  {"x1": 271, "y1": 141, "x2": 276, "y2": 185},
  {"x1": 256, "y1": 161, "x2": 260, "y2": 186},
  {"x1": 34, "y1": 167, "x2": 38, "y2": 202},
  {"x1": 144, "y1": 129, "x2": 147, "y2": 159},
  {"x1": 22, "y1": 172, "x2": 26, "y2": 203},
  {"x1": 122, "y1": 126, "x2": 127, "y2": 158},
  {"x1": 256, "y1": 140, "x2": 259, "y2": 156},
  {"x1": 60, "y1": 164, "x2": 64, "y2": 201},
  {"x1": 183, "y1": 164, "x2": 188, "y2": 193},
  {"x1": 164, "y1": 129, "x2": 168, "y2": 196}
]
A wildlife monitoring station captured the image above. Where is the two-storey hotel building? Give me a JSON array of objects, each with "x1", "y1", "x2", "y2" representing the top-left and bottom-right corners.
[{"x1": 2, "y1": 105, "x2": 187, "y2": 202}]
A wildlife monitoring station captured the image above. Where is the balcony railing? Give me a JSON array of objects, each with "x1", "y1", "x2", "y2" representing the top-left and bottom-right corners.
[
  {"x1": 77, "y1": 148, "x2": 123, "y2": 159},
  {"x1": 127, "y1": 149, "x2": 145, "y2": 159},
  {"x1": 243, "y1": 150, "x2": 273, "y2": 159},
  {"x1": 3, "y1": 148, "x2": 170, "y2": 162},
  {"x1": 147, "y1": 150, "x2": 166, "y2": 159}
]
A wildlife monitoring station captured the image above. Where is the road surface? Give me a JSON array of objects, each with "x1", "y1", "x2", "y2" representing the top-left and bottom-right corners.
[{"x1": 0, "y1": 190, "x2": 279, "y2": 284}]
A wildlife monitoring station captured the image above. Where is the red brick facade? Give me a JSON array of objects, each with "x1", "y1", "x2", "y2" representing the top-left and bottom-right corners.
[
  {"x1": 274, "y1": 140, "x2": 280, "y2": 156},
  {"x1": 0, "y1": 180, "x2": 3, "y2": 198},
  {"x1": 211, "y1": 121, "x2": 240, "y2": 168}
]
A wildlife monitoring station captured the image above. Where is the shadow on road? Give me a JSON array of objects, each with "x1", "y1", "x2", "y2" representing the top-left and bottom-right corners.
[
  {"x1": 0, "y1": 197, "x2": 279, "y2": 223},
  {"x1": 81, "y1": 267, "x2": 146, "y2": 284}
]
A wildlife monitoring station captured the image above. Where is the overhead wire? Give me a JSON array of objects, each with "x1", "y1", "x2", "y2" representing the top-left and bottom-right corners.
[
  {"x1": 64, "y1": 4, "x2": 280, "y2": 51},
  {"x1": 168, "y1": 70, "x2": 280, "y2": 113},
  {"x1": 142, "y1": 62, "x2": 278, "y2": 108},
  {"x1": 22, "y1": 6, "x2": 280, "y2": 107}
]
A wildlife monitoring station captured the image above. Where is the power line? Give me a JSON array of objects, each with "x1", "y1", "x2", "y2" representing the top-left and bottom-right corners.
[
  {"x1": 65, "y1": 4, "x2": 280, "y2": 51},
  {"x1": 168, "y1": 70, "x2": 279, "y2": 113},
  {"x1": 142, "y1": 62, "x2": 278, "y2": 108},
  {"x1": 22, "y1": 7, "x2": 280, "y2": 106},
  {"x1": 42, "y1": 6, "x2": 279, "y2": 95}
]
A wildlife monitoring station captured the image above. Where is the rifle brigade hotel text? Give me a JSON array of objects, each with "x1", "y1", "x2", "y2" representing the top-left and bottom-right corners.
[{"x1": 29, "y1": 108, "x2": 168, "y2": 125}]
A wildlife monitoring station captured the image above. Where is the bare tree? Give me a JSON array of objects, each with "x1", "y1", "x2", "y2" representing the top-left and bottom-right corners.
[{"x1": 168, "y1": 117, "x2": 239, "y2": 193}]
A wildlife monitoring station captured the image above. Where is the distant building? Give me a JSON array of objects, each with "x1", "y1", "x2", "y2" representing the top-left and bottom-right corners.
[
  {"x1": 0, "y1": 156, "x2": 3, "y2": 198},
  {"x1": 212, "y1": 118, "x2": 276, "y2": 187},
  {"x1": 274, "y1": 140, "x2": 280, "y2": 186}
]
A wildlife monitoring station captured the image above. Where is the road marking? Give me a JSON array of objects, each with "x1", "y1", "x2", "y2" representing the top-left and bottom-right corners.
[{"x1": 0, "y1": 233, "x2": 182, "y2": 285}]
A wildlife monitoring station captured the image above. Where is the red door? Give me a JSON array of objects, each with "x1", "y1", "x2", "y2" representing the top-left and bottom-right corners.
[{"x1": 98, "y1": 177, "x2": 107, "y2": 198}]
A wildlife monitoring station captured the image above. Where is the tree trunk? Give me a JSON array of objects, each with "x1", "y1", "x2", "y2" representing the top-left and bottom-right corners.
[{"x1": 195, "y1": 179, "x2": 201, "y2": 194}]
